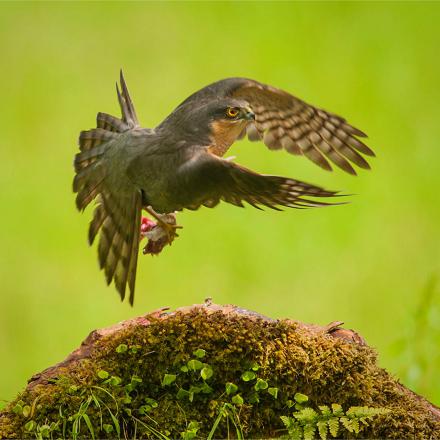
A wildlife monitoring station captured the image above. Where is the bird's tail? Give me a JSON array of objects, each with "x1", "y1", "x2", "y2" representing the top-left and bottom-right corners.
[{"x1": 73, "y1": 70, "x2": 139, "y2": 212}]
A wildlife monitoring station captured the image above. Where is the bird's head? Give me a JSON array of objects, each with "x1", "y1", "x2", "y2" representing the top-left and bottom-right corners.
[
  {"x1": 204, "y1": 99, "x2": 255, "y2": 156},
  {"x1": 158, "y1": 98, "x2": 255, "y2": 155}
]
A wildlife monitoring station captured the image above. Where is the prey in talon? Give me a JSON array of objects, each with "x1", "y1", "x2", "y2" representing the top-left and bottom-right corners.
[
  {"x1": 140, "y1": 209, "x2": 182, "y2": 255},
  {"x1": 73, "y1": 71, "x2": 375, "y2": 305}
]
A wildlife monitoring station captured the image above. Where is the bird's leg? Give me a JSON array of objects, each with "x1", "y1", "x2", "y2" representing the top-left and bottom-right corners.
[{"x1": 141, "y1": 206, "x2": 182, "y2": 255}]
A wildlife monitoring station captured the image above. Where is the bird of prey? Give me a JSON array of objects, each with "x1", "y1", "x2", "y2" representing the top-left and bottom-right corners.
[{"x1": 73, "y1": 71, "x2": 374, "y2": 305}]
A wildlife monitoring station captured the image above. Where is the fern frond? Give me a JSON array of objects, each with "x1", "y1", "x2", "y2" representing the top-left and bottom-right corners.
[
  {"x1": 294, "y1": 407, "x2": 318, "y2": 423},
  {"x1": 280, "y1": 396, "x2": 389, "y2": 440},
  {"x1": 351, "y1": 418, "x2": 360, "y2": 433},
  {"x1": 346, "y1": 406, "x2": 390, "y2": 419},
  {"x1": 289, "y1": 424, "x2": 303, "y2": 440},
  {"x1": 280, "y1": 416, "x2": 292, "y2": 429},
  {"x1": 318, "y1": 405, "x2": 331, "y2": 417},
  {"x1": 303, "y1": 423, "x2": 316, "y2": 440},
  {"x1": 331, "y1": 403, "x2": 343, "y2": 417},
  {"x1": 317, "y1": 420, "x2": 328, "y2": 440},
  {"x1": 328, "y1": 417, "x2": 339, "y2": 438},
  {"x1": 340, "y1": 417, "x2": 353, "y2": 433}
]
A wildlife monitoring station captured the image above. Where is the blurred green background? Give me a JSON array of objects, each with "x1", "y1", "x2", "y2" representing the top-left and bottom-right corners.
[{"x1": 0, "y1": 1, "x2": 439, "y2": 408}]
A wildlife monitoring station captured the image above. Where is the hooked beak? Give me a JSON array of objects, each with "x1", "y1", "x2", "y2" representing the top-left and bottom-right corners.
[{"x1": 243, "y1": 107, "x2": 255, "y2": 121}]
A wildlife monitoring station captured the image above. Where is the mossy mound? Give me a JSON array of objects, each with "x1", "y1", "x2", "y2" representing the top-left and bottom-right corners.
[{"x1": 0, "y1": 304, "x2": 439, "y2": 439}]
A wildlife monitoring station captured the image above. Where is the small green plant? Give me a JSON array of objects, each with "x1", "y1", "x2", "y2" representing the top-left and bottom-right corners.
[
  {"x1": 240, "y1": 371, "x2": 256, "y2": 382},
  {"x1": 187, "y1": 359, "x2": 204, "y2": 371},
  {"x1": 115, "y1": 344, "x2": 128, "y2": 354},
  {"x1": 254, "y1": 378, "x2": 268, "y2": 391},
  {"x1": 268, "y1": 387, "x2": 279, "y2": 399},
  {"x1": 180, "y1": 421, "x2": 200, "y2": 439},
  {"x1": 161, "y1": 374, "x2": 177, "y2": 386},
  {"x1": 201, "y1": 366, "x2": 213, "y2": 380},
  {"x1": 231, "y1": 394, "x2": 244, "y2": 405},
  {"x1": 225, "y1": 382, "x2": 238, "y2": 395},
  {"x1": 193, "y1": 348, "x2": 206, "y2": 358},
  {"x1": 97, "y1": 370, "x2": 109, "y2": 379},
  {"x1": 280, "y1": 401, "x2": 390, "y2": 440}
]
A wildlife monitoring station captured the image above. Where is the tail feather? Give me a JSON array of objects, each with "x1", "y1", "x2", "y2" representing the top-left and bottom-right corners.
[
  {"x1": 88, "y1": 201, "x2": 107, "y2": 245},
  {"x1": 98, "y1": 215, "x2": 122, "y2": 284},
  {"x1": 73, "y1": 162, "x2": 104, "y2": 193},
  {"x1": 73, "y1": 151, "x2": 106, "y2": 211},
  {"x1": 75, "y1": 175, "x2": 106, "y2": 211},
  {"x1": 97, "y1": 112, "x2": 129, "y2": 133},
  {"x1": 127, "y1": 208, "x2": 142, "y2": 305},
  {"x1": 100, "y1": 191, "x2": 128, "y2": 238},
  {"x1": 74, "y1": 145, "x2": 108, "y2": 173},
  {"x1": 116, "y1": 70, "x2": 139, "y2": 128},
  {"x1": 79, "y1": 128, "x2": 118, "y2": 151}
]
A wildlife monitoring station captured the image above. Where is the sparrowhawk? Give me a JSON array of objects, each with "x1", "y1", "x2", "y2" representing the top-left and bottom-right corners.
[{"x1": 73, "y1": 72, "x2": 374, "y2": 304}]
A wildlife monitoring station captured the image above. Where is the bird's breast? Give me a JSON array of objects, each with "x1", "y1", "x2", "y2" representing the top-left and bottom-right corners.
[{"x1": 208, "y1": 120, "x2": 248, "y2": 157}]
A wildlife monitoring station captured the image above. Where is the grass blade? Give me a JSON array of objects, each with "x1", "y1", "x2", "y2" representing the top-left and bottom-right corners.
[{"x1": 82, "y1": 413, "x2": 95, "y2": 440}]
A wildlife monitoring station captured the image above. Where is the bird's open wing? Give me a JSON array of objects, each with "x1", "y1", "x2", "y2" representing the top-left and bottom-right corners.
[
  {"x1": 89, "y1": 188, "x2": 142, "y2": 305},
  {"x1": 178, "y1": 77, "x2": 375, "y2": 175},
  {"x1": 179, "y1": 151, "x2": 341, "y2": 211},
  {"x1": 74, "y1": 167, "x2": 142, "y2": 305},
  {"x1": 74, "y1": 70, "x2": 142, "y2": 305},
  {"x1": 228, "y1": 79, "x2": 374, "y2": 175}
]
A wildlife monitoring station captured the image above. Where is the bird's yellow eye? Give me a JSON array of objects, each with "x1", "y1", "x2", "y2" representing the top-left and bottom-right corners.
[{"x1": 226, "y1": 107, "x2": 240, "y2": 118}]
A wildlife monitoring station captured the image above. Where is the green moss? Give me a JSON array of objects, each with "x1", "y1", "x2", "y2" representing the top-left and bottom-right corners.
[{"x1": 0, "y1": 309, "x2": 438, "y2": 439}]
